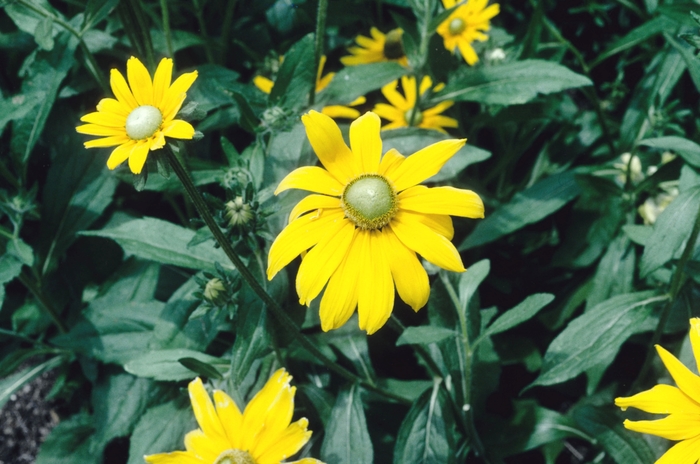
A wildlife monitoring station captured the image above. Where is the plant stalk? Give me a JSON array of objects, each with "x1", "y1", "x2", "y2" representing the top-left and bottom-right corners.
[
  {"x1": 309, "y1": 0, "x2": 328, "y2": 106},
  {"x1": 159, "y1": 0, "x2": 174, "y2": 60},
  {"x1": 19, "y1": 271, "x2": 67, "y2": 334}
]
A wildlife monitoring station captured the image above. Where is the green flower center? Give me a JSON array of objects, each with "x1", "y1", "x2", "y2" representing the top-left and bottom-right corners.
[
  {"x1": 125, "y1": 105, "x2": 163, "y2": 140},
  {"x1": 405, "y1": 108, "x2": 423, "y2": 126},
  {"x1": 448, "y1": 18, "x2": 466, "y2": 35},
  {"x1": 341, "y1": 174, "x2": 397, "y2": 230},
  {"x1": 214, "y1": 449, "x2": 256, "y2": 464},
  {"x1": 383, "y1": 29, "x2": 405, "y2": 59}
]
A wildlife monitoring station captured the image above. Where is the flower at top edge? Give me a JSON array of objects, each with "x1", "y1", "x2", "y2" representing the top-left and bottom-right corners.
[
  {"x1": 76, "y1": 56, "x2": 198, "y2": 175},
  {"x1": 437, "y1": 0, "x2": 500, "y2": 66},
  {"x1": 615, "y1": 318, "x2": 700, "y2": 464},
  {"x1": 340, "y1": 27, "x2": 408, "y2": 67},
  {"x1": 144, "y1": 369, "x2": 323, "y2": 464},
  {"x1": 266, "y1": 111, "x2": 484, "y2": 334},
  {"x1": 253, "y1": 56, "x2": 366, "y2": 120},
  {"x1": 372, "y1": 75, "x2": 457, "y2": 134}
]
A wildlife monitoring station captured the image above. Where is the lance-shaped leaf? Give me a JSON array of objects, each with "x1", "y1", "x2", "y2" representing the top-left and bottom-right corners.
[{"x1": 321, "y1": 384, "x2": 373, "y2": 464}]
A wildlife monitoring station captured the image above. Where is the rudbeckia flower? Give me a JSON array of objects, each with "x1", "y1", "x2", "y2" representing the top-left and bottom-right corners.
[
  {"x1": 615, "y1": 318, "x2": 700, "y2": 464},
  {"x1": 267, "y1": 111, "x2": 484, "y2": 334},
  {"x1": 373, "y1": 75, "x2": 457, "y2": 133},
  {"x1": 144, "y1": 369, "x2": 322, "y2": 464},
  {"x1": 253, "y1": 56, "x2": 365, "y2": 119},
  {"x1": 436, "y1": 0, "x2": 500, "y2": 65},
  {"x1": 76, "y1": 56, "x2": 198, "y2": 174},
  {"x1": 340, "y1": 27, "x2": 408, "y2": 66}
]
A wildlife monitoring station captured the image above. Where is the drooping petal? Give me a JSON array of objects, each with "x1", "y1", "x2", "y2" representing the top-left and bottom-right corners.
[
  {"x1": 383, "y1": 228, "x2": 429, "y2": 311},
  {"x1": 161, "y1": 119, "x2": 195, "y2": 139},
  {"x1": 357, "y1": 230, "x2": 394, "y2": 334},
  {"x1": 399, "y1": 185, "x2": 484, "y2": 218},
  {"x1": 349, "y1": 112, "x2": 382, "y2": 173},
  {"x1": 615, "y1": 384, "x2": 700, "y2": 415},
  {"x1": 656, "y1": 344, "x2": 700, "y2": 405},
  {"x1": 622, "y1": 414, "x2": 700, "y2": 441},
  {"x1": 153, "y1": 58, "x2": 173, "y2": 106},
  {"x1": 126, "y1": 56, "x2": 154, "y2": 106},
  {"x1": 106, "y1": 141, "x2": 137, "y2": 170},
  {"x1": 275, "y1": 166, "x2": 344, "y2": 196},
  {"x1": 656, "y1": 434, "x2": 700, "y2": 464},
  {"x1": 110, "y1": 68, "x2": 138, "y2": 110},
  {"x1": 187, "y1": 378, "x2": 228, "y2": 442},
  {"x1": 288, "y1": 194, "x2": 342, "y2": 222},
  {"x1": 267, "y1": 209, "x2": 345, "y2": 280},
  {"x1": 319, "y1": 234, "x2": 361, "y2": 331},
  {"x1": 390, "y1": 210, "x2": 465, "y2": 272},
  {"x1": 144, "y1": 451, "x2": 203, "y2": 464},
  {"x1": 127, "y1": 141, "x2": 150, "y2": 174},
  {"x1": 213, "y1": 390, "x2": 243, "y2": 448},
  {"x1": 388, "y1": 138, "x2": 466, "y2": 192},
  {"x1": 690, "y1": 318, "x2": 700, "y2": 373},
  {"x1": 255, "y1": 419, "x2": 312, "y2": 464},
  {"x1": 301, "y1": 110, "x2": 358, "y2": 182}
]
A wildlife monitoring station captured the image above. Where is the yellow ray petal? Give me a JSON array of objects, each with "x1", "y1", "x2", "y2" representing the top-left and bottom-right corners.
[
  {"x1": 357, "y1": 230, "x2": 395, "y2": 334},
  {"x1": 381, "y1": 80, "x2": 410, "y2": 111},
  {"x1": 106, "y1": 141, "x2": 137, "y2": 170},
  {"x1": 401, "y1": 75, "x2": 417, "y2": 108},
  {"x1": 289, "y1": 194, "x2": 342, "y2": 222},
  {"x1": 615, "y1": 384, "x2": 700, "y2": 415},
  {"x1": 390, "y1": 211, "x2": 465, "y2": 272},
  {"x1": 399, "y1": 185, "x2": 484, "y2": 218},
  {"x1": 213, "y1": 390, "x2": 243, "y2": 448},
  {"x1": 657, "y1": 434, "x2": 700, "y2": 464},
  {"x1": 408, "y1": 212, "x2": 454, "y2": 239},
  {"x1": 301, "y1": 110, "x2": 359, "y2": 182},
  {"x1": 378, "y1": 148, "x2": 406, "y2": 180},
  {"x1": 162, "y1": 119, "x2": 195, "y2": 139},
  {"x1": 319, "y1": 233, "x2": 361, "y2": 331},
  {"x1": 183, "y1": 429, "x2": 227, "y2": 461},
  {"x1": 161, "y1": 91, "x2": 187, "y2": 123},
  {"x1": 372, "y1": 103, "x2": 405, "y2": 123},
  {"x1": 110, "y1": 68, "x2": 138, "y2": 110},
  {"x1": 153, "y1": 58, "x2": 173, "y2": 106},
  {"x1": 423, "y1": 101, "x2": 454, "y2": 116},
  {"x1": 419, "y1": 76, "x2": 433, "y2": 95},
  {"x1": 267, "y1": 210, "x2": 345, "y2": 280},
  {"x1": 127, "y1": 56, "x2": 154, "y2": 106},
  {"x1": 76, "y1": 124, "x2": 126, "y2": 137},
  {"x1": 79, "y1": 111, "x2": 125, "y2": 127},
  {"x1": 388, "y1": 138, "x2": 466, "y2": 192},
  {"x1": 187, "y1": 378, "x2": 227, "y2": 442},
  {"x1": 254, "y1": 419, "x2": 312, "y2": 464},
  {"x1": 321, "y1": 105, "x2": 361, "y2": 120},
  {"x1": 144, "y1": 451, "x2": 202, "y2": 464},
  {"x1": 254, "y1": 75, "x2": 274, "y2": 94},
  {"x1": 622, "y1": 414, "x2": 700, "y2": 441},
  {"x1": 161, "y1": 71, "x2": 198, "y2": 120},
  {"x1": 241, "y1": 369, "x2": 294, "y2": 451},
  {"x1": 149, "y1": 131, "x2": 166, "y2": 151},
  {"x1": 349, "y1": 112, "x2": 382, "y2": 173},
  {"x1": 383, "y1": 228, "x2": 429, "y2": 311},
  {"x1": 127, "y1": 141, "x2": 150, "y2": 174},
  {"x1": 690, "y1": 318, "x2": 700, "y2": 373},
  {"x1": 83, "y1": 135, "x2": 131, "y2": 148},
  {"x1": 275, "y1": 166, "x2": 344, "y2": 196},
  {"x1": 657, "y1": 344, "x2": 700, "y2": 404},
  {"x1": 423, "y1": 115, "x2": 459, "y2": 131},
  {"x1": 96, "y1": 97, "x2": 131, "y2": 118},
  {"x1": 457, "y1": 39, "x2": 479, "y2": 65}
]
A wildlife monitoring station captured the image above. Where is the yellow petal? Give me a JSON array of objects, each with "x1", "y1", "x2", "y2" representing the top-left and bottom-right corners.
[
  {"x1": 162, "y1": 91, "x2": 187, "y2": 123},
  {"x1": 301, "y1": 110, "x2": 359, "y2": 183},
  {"x1": 183, "y1": 429, "x2": 227, "y2": 461},
  {"x1": 76, "y1": 124, "x2": 126, "y2": 137},
  {"x1": 383, "y1": 228, "x2": 429, "y2": 311},
  {"x1": 411, "y1": 212, "x2": 454, "y2": 239},
  {"x1": 398, "y1": 185, "x2": 484, "y2": 218},
  {"x1": 372, "y1": 103, "x2": 405, "y2": 124},
  {"x1": 80, "y1": 111, "x2": 125, "y2": 127},
  {"x1": 349, "y1": 112, "x2": 382, "y2": 173},
  {"x1": 213, "y1": 390, "x2": 243, "y2": 448},
  {"x1": 255, "y1": 419, "x2": 311, "y2": 464},
  {"x1": 187, "y1": 378, "x2": 228, "y2": 442},
  {"x1": 97, "y1": 97, "x2": 131, "y2": 118},
  {"x1": 127, "y1": 141, "x2": 150, "y2": 174},
  {"x1": 267, "y1": 209, "x2": 345, "y2": 280},
  {"x1": 378, "y1": 148, "x2": 406, "y2": 180},
  {"x1": 319, "y1": 234, "x2": 361, "y2": 331},
  {"x1": 401, "y1": 75, "x2": 417, "y2": 108},
  {"x1": 388, "y1": 138, "x2": 466, "y2": 192},
  {"x1": 357, "y1": 231, "x2": 394, "y2": 334},
  {"x1": 423, "y1": 115, "x2": 459, "y2": 131},
  {"x1": 106, "y1": 141, "x2": 137, "y2": 170},
  {"x1": 390, "y1": 210, "x2": 465, "y2": 272},
  {"x1": 419, "y1": 76, "x2": 433, "y2": 95},
  {"x1": 615, "y1": 384, "x2": 700, "y2": 414},
  {"x1": 83, "y1": 135, "x2": 131, "y2": 148},
  {"x1": 321, "y1": 105, "x2": 361, "y2": 120},
  {"x1": 127, "y1": 56, "x2": 154, "y2": 106},
  {"x1": 381, "y1": 80, "x2": 410, "y2": 111},
  {"x1": 296, "y1": 219, "x2": 355, "y2": 305},
  {"x1": 289, "y1": 194, "x2": 342, "y2": 222},
  {"x1": 242, "y1": 369, "x2": 294, "y2": 452},
  {"x1": 153, "y1": 58, "x2": 173, "y2": 106},
  {"x1": 150, "y1": 131, "x2": 166, "y2": 151},
  {"x1": 657, "y1": 344, "x2": 700, "y2": 404},
  {"x1": 423, "y1": 100, "x2": 454, "y2": 116},
  {"x1": 622, "y1": 414, "x2": 700, "y2": 441},
  {"x1": 657, "y1": 434, "x2": 700, "y2": 464},
  {"x1": 457, "y1": 39, "x2": 479, "y2": 66},
  {"x1": 162, "y1": 119, "x2": 195, "y2": 139},
  {"x1": 144, "y1": 451, "x2": 203, "y2": 464},
  {"x1": 110, "y1": 68, "x2": 138, "y2": 110},
  {"x1": 254, "y1": 75, "x2": 274, "y2": 94},
  {"x1": 690, "y1": 318, "x2": 700, "y2": 373},
  {"x1": 161, "y1": 70, "x2": 198, "y2": 120},
  {"x1": 275, "y1": 166, "x2": 344, "y2": 196},
  {"x1": 287, "y1": 459, "x2": 324, "y2": 464}
]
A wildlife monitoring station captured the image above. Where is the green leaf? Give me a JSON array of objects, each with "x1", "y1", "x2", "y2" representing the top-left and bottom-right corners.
[
  {"x1": 232, "y1": 91, "x2": 259, "y2": 133},
  {"x1": 270, "y1": 33, "x2": 315, "y2": 110},
  {"x1": 230, "y1": 306, "x2": 272, "y2": 385},
  {"x1": 586, "y1": 235, "x2": 635, "y2": 310},
  {"x1": 638, "y1": 136, "x2": 700, "y2": 168},
  {"x1": 141, "y1": 169, "x2": 222, "y2": 192},
  {"x1": 437, "y1": 60, "x2": 592, "y2": 105},
  {"x1": 623, "y1": 224, "x2": 652, "y2": 246},
  {"x1": 460, "y1": 171, "x2": 581, "y2": 250},
  {"x1": 591, "y1": 16, "x2": 676, "y2": 67},
  {"x1": 640, "y1": 186, "x2": 700, "y2": 277},
  {"x1": 81, "y1": 217, "x2": 234, "y2": 272},
  {"x1": 127, "y1": 400, "x2": 196, "y2": 464},
  {"x1": 458, "y1": 259, "x2": 490, "y2": 318},
  {"x1": 82, "y1": 0, "x2": 119, "y2": 32},
  {"x1": 530, "y1": 291, "x2": 664, "y2": 388},
  {"x1": 0, "y1": 356, "x2": 63, "y2": 409},
  {"x1": 321, "y1": 384, "x2": 373, "y2": 464},
  {"x1": 178, "y1": 357, "x2": 223, "y2": 380},
  {"x1": 34, "y1": 16, "x2": 54, "y2": 50},
  {"x1": 0, "y1": 252, "x2": 23, "y2": 307},
  {"x1": 316, "y1": 62, "x2": 406, "y2": 106},
  {"x1": 4, "y1": 0, "x2": 64, "y2": 36},
  {"x1": 666, "y1": 33, "x2": 700, "y2": 93},
  {"x1": 36, "y1": 413, "x2": 98, "y2": 464},
  {"x1": 393, "y1": 382, "x2": 455, "y2": 464},
  {"x1": 481, "y1": 293, "x2": 554, "y2": 339},
  {"x1": 396, "y1": 326, "x2": 458, "y2": 346},
  {"x1": 124, "y1": 349, "x2": 225, "y2": 381}
]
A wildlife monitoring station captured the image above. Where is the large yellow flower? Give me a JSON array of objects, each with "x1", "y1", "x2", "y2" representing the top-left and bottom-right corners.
[
  {"x1": 145, "y1": 369, "x2": 322, "y2": 464},
  {"x1": 373, "y1": 75, "x2": 457, "y2": 134},
  {"x1": 615, "y1": 318, "x2": 700, "y2": 464},
  {"x1": 437, "y1": 0, "x2": 500, "y2": 65},
  {"x1": 76, "y1": 56, "x2": 197, "y2": 174},
  {"x1": 253, "y1": 56, "x2": 365, "y2": 119},
  {"x1": 267, "y1": 111, "x2": 484, "y2": 334},
  {"x1": 340, "y1": 27, "x2": 408, "y2": 66}
]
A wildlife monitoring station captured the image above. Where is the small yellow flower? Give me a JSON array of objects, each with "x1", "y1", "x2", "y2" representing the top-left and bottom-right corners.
[
  {"x1": 144, "y1": 369, "x2": 322, "y2": 464},
  {"x1": 76, "y1": 56, "x2": 198, "y2": 174},
  {"x1": 615, "y1": 318, "x2": 700, "y2": 463},
  {"x1": 437, "y1": 0, "x2": 500, "y2": 65},
  {"x1": 340, "y1": 27, "x2": 408, "y2": 66},
  {"x1": 253, "y1": 56, "x2": 365, "y2": 119},
  {"x1": 373, "y1": 76, "x2": 457, "y2": 133},
  {"x1": 267, "y1": 111, "x2": 483, "y2": 334}
]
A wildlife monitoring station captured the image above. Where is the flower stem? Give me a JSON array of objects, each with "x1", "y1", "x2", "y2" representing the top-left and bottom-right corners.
[
  {"x1": 159, "y1": 0, "x2": 174, "y2": 60},
  {"x1": 165, "y1": 147, "x2": 411, "y2": 405},
  {"x1": 118, "y1": 0, "x2": 157, "y2": 70},
  {"x1": 191, "y1": 0, "x2": 216, "y2": 64},
  {"x1": 19, "y1": 271, "x2": 67, "y2": 334},
  {"x1": 219, "y1": 0, "x2": 238, "y2": 64},
  {"x1": 309, "y1": 0, "x2": 328, "y2": 106}
]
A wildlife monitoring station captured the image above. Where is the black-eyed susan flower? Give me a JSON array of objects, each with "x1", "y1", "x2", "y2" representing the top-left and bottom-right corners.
[
  {"x1": 76, "y1": 56, "x2": 197, "y2": 174},
  {"x1": 437, "y1": 0, "x2": 500, "y2": 65},
  {"x1": 373, "y1": 75, "x2": 457, "y2": 133},
  {"x1": 340, "y1": 27, "x2": 408, "y2": 66},
  {"x1": 615, "y1": 318, "x2": 700, "y2": 463},
  {"x1": 253, "y1": 56, "x2": 365, "y2": 119},
  {"x1": 267, "y1": 111, "x2": 483, "y2": 334},
  {"x1": 144, "y1": 369, "x2": 322, "y2": 464}
]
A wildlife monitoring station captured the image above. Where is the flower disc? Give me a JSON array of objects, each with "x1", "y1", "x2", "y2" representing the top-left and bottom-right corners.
[
  {"x1": 125, "y1": 105, "x2": 163, "y2": 140},
  {"x1": 342, "y1": 174, "x2": 397, "y2": 229},
  {"x1": 448, "y1": 18, "x2": 466, "y2": 35}
]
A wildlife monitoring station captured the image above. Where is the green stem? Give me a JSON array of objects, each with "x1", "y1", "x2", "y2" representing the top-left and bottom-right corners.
[
  {"x1": 165, "y1": 147, "x2": 411, "y2": 405},
  {"x1": 119, "y1": 0, "x2": 156, "y2": 70},
  {"x1": 388, "y1": 315, "x2": 442, "y2": 377},
  {"x1": 19, "y1": 271, "x2": 67, "y2": 334},
  {"x1": 309, "y1": 0, "x2": 328, "y2": 106},
  {"x1": 219, "y1": 0, "x2": 238, "y2": 64},
  {"x1": 192, "y1": 0, "x2": 216, "y2": 64},
  {"x1": 159, "y1": 0, "x2": 174, "y2": 60}
]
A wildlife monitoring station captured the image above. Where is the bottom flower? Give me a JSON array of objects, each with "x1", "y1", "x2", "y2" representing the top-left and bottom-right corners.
[
  {"x1": 145, "y1": 369, "x2": 322, "y2": 464},
  {"x1": 615, "y1": 318, "x2": 700, "y2": 464}
]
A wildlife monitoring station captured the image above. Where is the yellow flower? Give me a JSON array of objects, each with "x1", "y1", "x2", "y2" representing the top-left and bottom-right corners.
[
  {"x1": 615, "y1": 318, "x2": 700, "y2": 464},
  {"x1": 373, "y1": 75, "x2": 457, "y2": 134},
  {"x1": 267, "y1": 111, "x2": 484, "y2": 334},
  {"x1": 340, "y1": 27, "x2": 408, "y2": 66},
  {"x1": 144, "y1": 369, "x2": 322, "y2": 464},
  {"x1": 437, "y1": 0, "x2": 500, "y2": 65},
  {"x1": 253, "y1": 56, "x2": 365, "y2": 119},
  {"x1": 76, "y1": 56, "x2": 198, "y2": 174}
]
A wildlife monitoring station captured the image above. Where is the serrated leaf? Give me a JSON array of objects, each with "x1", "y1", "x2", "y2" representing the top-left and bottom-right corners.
[
  {"x1": 127, "y1": 401, "x2": 196, "y2": 464},
  {"x1": 638, "y1": 136, "x2": 700, "y2": 168},
  {"x1": 316, "y1": 62, "x2": 406, "y2": 106},
  {"x1": 396, "y1": 326, "x2": 458, "y2": 346},
  {"x1": 437, "y1": 60, "x2": 592, "y2": 105},
  {"x1": 481, "y1": 293, "x2": 554, "y2": 339},
  {"x1": 124, "y1": 349, "x2": 224, "y2": 381},
  {"x1": 321, "y1": 384, "x2": 373, "y2": 464}
]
